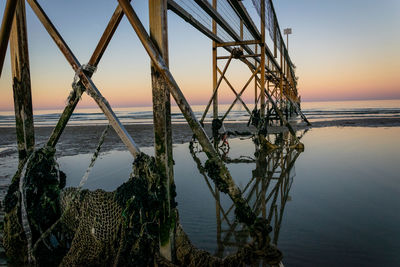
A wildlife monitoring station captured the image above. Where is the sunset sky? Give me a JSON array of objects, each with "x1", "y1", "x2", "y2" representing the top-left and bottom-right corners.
[{"x1": 0, "y1": 0, "x2": 399, "y2": 111}]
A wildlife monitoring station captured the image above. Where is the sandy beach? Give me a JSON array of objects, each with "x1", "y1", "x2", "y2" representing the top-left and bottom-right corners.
[
  {"x1": 0, "y1": 116, "x2": 399, "y2": 192},
  {"x1": 1, "y1": 117, "x2": 400, "y2": 159}
]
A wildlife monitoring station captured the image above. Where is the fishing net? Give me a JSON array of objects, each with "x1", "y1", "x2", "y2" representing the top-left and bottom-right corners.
[
  {"x1": 3, "y1": 124, "x2": 283, "y2": 266},
  {"x1": 3, "y1": 149, "x2": 282, "y2": 266},
  {"x1": 3, "y1": 148, "x2": 164, "y2": 266}
]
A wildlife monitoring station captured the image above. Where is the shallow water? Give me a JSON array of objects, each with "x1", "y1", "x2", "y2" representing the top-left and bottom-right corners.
[
  {"x1": 58, "y1": 126, "x2": 400, "y2": 266},
  {"x1": 1, "y1": 99, "x2": 399, "y2": 127}
]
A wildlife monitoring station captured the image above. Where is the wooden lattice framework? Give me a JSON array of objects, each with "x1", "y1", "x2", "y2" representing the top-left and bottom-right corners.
[
  {"x1": 190, "y1": 131, "x2": 305, "y2": 258},
  {"x1": 0, "y1": 0, "x2": 308, "y2": 260}
]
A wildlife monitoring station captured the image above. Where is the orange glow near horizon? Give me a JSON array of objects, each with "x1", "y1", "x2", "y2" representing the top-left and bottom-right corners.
[{"x1": 0, "y1": 0, "x2": 399, "y2": 111}]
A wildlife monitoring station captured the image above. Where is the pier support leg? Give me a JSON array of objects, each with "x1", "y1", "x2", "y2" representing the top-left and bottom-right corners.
[
  {"x1": 212, "y1": 0, "x2": 218, "y2": 123},
  {"x1": 260, "y1": 0, "x2": 266, "y2": 117},
  {"x1": 149, "y1": 0, "x2": 175, "y2": 261},
  {"x1": 119, "y1": 0, "x2": 261, "y2": 246},
  {"x1": 10, "y1": 0, "x2": 34, "y2": 161}
]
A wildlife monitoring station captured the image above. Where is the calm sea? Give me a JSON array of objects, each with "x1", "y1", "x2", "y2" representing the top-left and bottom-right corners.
[
  {"x1": 0, "y1": 99, "x2": 399, "y2": 127},
  {"x1": 58, "y1": 127, "x2": 400, "y2": 266},
  {"x1": 1, "y1": 99, "x2": 400, "y2": 265}
]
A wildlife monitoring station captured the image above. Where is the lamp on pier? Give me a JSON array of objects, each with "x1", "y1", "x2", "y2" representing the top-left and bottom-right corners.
[{"x1": 283, "y1": 28, "x2": 292, "y2": 52}]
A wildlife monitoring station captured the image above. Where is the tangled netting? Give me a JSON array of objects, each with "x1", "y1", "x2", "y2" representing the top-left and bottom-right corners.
[
  {"x1": 3, "y1": 145, "x2": 282, "y2": 266},
  {"x1": 3, "y1": 148, "x2": 164, "y2": 266}
]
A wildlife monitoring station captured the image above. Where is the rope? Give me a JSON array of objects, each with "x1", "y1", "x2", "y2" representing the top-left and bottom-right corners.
[
  {"x1": 31, "y1": 124, "x2": 110, "y2": 255},
  {"x1": 78, "y1": 124, "x2": 110, "y2": 188},
  {"x1": 67, "y1": 63, "x2": 97, "y2": 104},
  {"x1": 18, "y1": 154, "x2": 35, "y2": 263},
  {"x1": 72, "y1": 63, "x2": 97, "y2": 87}
]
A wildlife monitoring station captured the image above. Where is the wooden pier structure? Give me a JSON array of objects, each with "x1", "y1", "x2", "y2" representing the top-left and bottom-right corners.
[
  {"x1": 189, "y1": 131, "x2": 304, "y2": 258},
  {"x1": 0, "y1": 0, "x2": 309, "y2": 264}
]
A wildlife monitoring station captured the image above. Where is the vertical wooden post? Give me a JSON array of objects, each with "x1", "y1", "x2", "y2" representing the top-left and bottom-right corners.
[
  {"x1": 240, "y1": 20, "x2": 243, "y2": 41},
  {"x1": 280, "y1": 42, "x2": 284, "y2": 123},
  {"x1": 0, "y1": 0, "x2": 17, "y2": 77},
  {"x1": 212, "y1": 0, "x2": 218, "y2": 121},
  {"x1": 260, "y1": 0, "x2": 266, "y2": 117},
  {"x1": 215, "y1": 184, "x2": 222, "y2": 256},
  {"x1": 254, "y1": 44, "x2": 257, "y2": 109},
  {"x1": 10, "y1": 0, "x2": 34, "y2": 161},
  {"x1": 273, "y1": 13, "x2": 277, "y2": 58},
  {"x1": 149, "y1": 0, "x2": 174, "y2": 261}
]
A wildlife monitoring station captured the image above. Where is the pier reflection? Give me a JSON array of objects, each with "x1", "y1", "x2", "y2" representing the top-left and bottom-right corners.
[{"x1": 189, "y1": 130, "x2": 306, "y2": 262}]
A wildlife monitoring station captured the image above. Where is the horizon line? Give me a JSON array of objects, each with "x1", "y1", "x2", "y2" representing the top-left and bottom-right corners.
[{"x1": 0, "y1": 97, "x2": 400, "y2": 112}]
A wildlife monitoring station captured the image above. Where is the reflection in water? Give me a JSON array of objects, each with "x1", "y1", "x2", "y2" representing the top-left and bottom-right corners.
[
  {"x1": 189, "y1": 130, "x2": 306, "y2": 263},
  {"x1": 55, "y1": 127, "x2": 400, "y2": 265}
]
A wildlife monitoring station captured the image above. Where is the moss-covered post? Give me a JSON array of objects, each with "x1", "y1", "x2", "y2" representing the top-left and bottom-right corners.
[
  {"x1": 260, "y1": 0, "x2": 266, "y2": 117},
  {"x1": 212, "y1": 0, "x2": 218, "y2": 122},
  {"x1": 10, "y1": 0, "x2": 34, "y2": 161},
  {"x1": 149, "y1": 0, "x2": 175, "y2": 261}
]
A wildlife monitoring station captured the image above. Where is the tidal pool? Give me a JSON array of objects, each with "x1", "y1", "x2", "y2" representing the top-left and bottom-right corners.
[{"x1": 58, "y1": 127, "x2": 400, "y2": 266}]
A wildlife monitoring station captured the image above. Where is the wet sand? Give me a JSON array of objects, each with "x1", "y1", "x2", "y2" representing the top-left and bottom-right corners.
[
  {"x1": 0, "y1": 117, "x2": 399, "y2": 186},
  {"x1": 1, "y1": 117, "x2": 400, "y2": 158}
]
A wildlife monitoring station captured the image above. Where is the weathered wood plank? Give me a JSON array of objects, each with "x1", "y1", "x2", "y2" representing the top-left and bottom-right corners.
[
  {"x1": 216, "y1": 67, "x2": 252, "y2": 116},
  {"x1": 10, "y1": 0, "x2": 34, "y2": 160},
  {"x1": 149, "y1": 0, "x2": 175, "y2": 260},
  {"x1": 118, "y1": 0, "x2": 258, "y2": 226},
  {"x1": 27, "y1": 0, "x2": 140, "y2": 157},
  {"x1": 221, "y1": 65, "x2": 261, "y2": 121},
  {"x1": 200, "y1": 55, "x2": 232, "y2": 123},
  {"x1": 212, "y1": 0, "x2": 218, "y2": 121},
  {"x1": 47, "y1": 3, "x2": 127, "y2": 147},
  {"x1": 260, "y1": 0, "x2": 266, "y2": 117}
]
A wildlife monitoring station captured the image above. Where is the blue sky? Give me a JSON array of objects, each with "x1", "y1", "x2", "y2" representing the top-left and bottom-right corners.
[{"x1": 0, "y1": 0, "x2": 399, "y2": 110}]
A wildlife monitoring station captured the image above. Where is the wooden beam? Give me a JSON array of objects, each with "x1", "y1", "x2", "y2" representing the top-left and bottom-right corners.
[
  {"x1": 225, "y1": 0, "x2": 282, "y2": 76},
  {"x1": 0, "y1": 0, "x2": 17, "y2": 78},
  {"x1": 221, "y1": 65, "x2": 261, "y2": 121},
  {"x1": 217, "y1": 67, "x2": 252, "y2": 116},
  {"x1": 216, "y1": 54, "x2": 261, "y2": 60},
  {"x1": 212, "y1": 0, "x2": 218, "y2": 122},
  {"x1": 194, "y1": 0, "x2": 238, "y2": 42},
  {"x1": 167, "y1": 0, "x2": 278, "y2": 84},
  {"x1": 190, "y1": 0, "x2": 278, "y2": 78},
  {"x1": 118, "y1": 0, "x2": 258, "y2": 227},
  {"x1": 88, "y1": 4, "x2": 125, "y2": 67},
  {"x1": 47, "y1": 3, "x2": 127, "y2": 147},
  {"x1": 260, "y1": 0, "x2": 266, "y2": 117},
  {"x1": 200, "y1": 55, "x2": 232, "y2": 123},
  {"x1": 167, "y1": 0, "x2": 222, "y2": 44},
  {"x1": 215, "y1": 39, "x2": 261, "y2": 47},
  {"x1": 254, "y1": 45, "x2": 258, "y2": 108},
  {"x1": 10, "y1": 0, "x2": 34, "y2": 160},
  {"x1": 149, "y1": 0, "x2": 175, "y2": 260},
  {"x1": 27, "y1": 0, "x2": 140, "y2": 157},
  {"x1": 168, "y1": 0, "x2": 301, "y2": 108}
]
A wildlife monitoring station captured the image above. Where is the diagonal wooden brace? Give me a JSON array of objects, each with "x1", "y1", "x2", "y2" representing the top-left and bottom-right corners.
[
  {"x1": 243, "y1": 58, "x2": 301, "y2": 143},
  {"x1": 118, "y1": 0, "x2": 258, "y2": 226},
  {"x1": 47, "y1": 3, "x2": 127, "y2": 147},
  {"x1": 0, "y1": 0, "x2": 17, "y2": 78},
  {"x1": 221, "y1": 64, "x2": 261, "y2": 121},
  {"x1": 200, "y1": 55, "x2": 233, "y2": 123},
  {"x1": 27, "y1": 0, "x2": 140, "y2": 157},
  {"x1": 216, "y1": 67, "x2": 252, "y2": 117}
]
